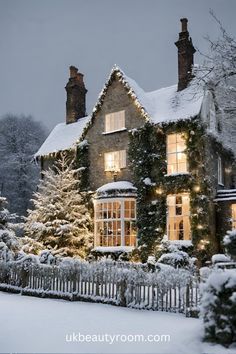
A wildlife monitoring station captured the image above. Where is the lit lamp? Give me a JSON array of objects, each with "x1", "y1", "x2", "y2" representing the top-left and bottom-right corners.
[{"x1": 156, "y1": 187, "x2": 163, "y2": 195}]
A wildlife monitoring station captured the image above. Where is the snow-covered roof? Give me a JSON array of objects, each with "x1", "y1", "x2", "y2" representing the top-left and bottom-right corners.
[
  {"x1": 96, "y1": 181, "x2": 137, "y2": 198},
  {"x1": 121, "y1": 68, "x2": 204, "y2": 124},
  {"x1": 35, "y1": 116, "x2": 90, "y2": 157},
  {"x1": 96, "y1": 181, "x2": 137, "y2": 193},
  {"x1": 36, "y1": 66, "x2": 204, "y2": 157}
]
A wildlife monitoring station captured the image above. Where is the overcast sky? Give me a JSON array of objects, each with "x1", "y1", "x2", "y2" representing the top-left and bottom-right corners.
[{"x1": 0, "y1": 0, "x2": 236, "y2": 131}]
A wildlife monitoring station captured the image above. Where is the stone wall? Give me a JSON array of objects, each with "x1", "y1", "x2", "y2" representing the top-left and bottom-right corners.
[{"x1": 85, "y1": 78, "x2": 146, "y2": 191}]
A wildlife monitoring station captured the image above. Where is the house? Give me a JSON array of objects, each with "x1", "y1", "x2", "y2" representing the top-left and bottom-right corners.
[{"x1": 35, "y1": 18, "x2": 236, "y2": 262}]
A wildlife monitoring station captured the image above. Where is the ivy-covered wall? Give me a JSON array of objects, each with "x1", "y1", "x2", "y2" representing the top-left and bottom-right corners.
[{"x1": 128, "y1": 118, "x2": 233, "y2": 262}]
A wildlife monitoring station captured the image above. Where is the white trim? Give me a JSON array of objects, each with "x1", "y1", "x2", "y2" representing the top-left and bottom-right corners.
[
  {"x1": 93, "y1": 197, "x2": 136, "y2": 248},
  {"x1": 102, "y1": 128, "x2": 127, "y2": 135}
]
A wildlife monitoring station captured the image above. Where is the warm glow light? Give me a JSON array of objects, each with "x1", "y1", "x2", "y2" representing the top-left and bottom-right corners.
[
  {"x1": 193, "y1": 185, "x2": 201, "y2": 192},
  {"x1": 106, "y1": 153, "x2": 115, "y2": 170},
  {"x1": 156, "y1": 188, "x2": 163, "y2": 195}
]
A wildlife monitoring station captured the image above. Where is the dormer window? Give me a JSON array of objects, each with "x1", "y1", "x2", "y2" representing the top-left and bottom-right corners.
[
  {"x1": 104, "y1": 150, "x2": 126, "y2": 172},
  {"x1": 167, "y1": 133, "x2": 188, "y2": 175},
  {"x1": 105, "y1": 110, "x2": 125, "y2": 133}
]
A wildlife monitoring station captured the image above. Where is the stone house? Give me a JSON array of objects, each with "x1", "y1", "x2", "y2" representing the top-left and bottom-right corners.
[{"x1": 35, "y1": 19, "x2": 236, "y2": 261}]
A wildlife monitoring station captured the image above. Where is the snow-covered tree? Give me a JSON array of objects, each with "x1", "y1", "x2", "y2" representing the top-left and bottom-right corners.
[
  {"x1": 223, "y1": 230, "x2": 236, "y2": 261},
  {"x1": 25, "y1": 154, "x2": 93, "y2": 258},
  {"x1": 0, "y1": 114, "x2": 47, "y2": 216},
  {"x1": 0, "y1": 196, "x2": 20, "y2": 261},
  {"x1": 195, "y1": 11, "x2": 236, "y2": 149}
]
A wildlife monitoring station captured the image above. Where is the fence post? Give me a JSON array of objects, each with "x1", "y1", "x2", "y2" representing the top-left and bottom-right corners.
[
  {"x1": 119, "y1": 278, "x2": 127, "y2": 307},
  {"x1": 185, "y1": 284, "x2": 190, "y2": 316},
  {"x1": 21, "y1": 265, "x2": 30, "y2": 288}
]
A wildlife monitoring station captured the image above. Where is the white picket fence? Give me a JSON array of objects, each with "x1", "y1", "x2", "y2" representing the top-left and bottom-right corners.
[{"x1": 0, "y1": 261, "x2": 200, "y2": 316}]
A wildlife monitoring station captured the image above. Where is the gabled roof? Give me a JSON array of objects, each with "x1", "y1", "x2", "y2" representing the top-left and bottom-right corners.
[
  {"x1": 36, "y1": 65, "x2": 204, "y2": 157},
  {"x1": 35, "y1": 116, "x2": 89, "y2": 158}
]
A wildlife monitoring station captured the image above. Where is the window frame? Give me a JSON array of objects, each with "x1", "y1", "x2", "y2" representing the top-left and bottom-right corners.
[
  {"x1": 166, "y1": 133, "x2": 188, "y2": 175},
  {"x1": 167, "y1": 193, "x2": 191, "y2": 241},
  {"x1": 232, "y1": 204, "x2": 236, "y2": 230},
  {"x1": 104, "y1": 150, "x2": 126, "y2": 172},
  {"x1": 104, "y1": 110, "x2": 126, "y2": 134},
  {"x1": 94, "y1": 197, "x2": 136, "y2": 247},
  {"x1": 218, "y1": 156, "x2": 224, "y2": 186}
]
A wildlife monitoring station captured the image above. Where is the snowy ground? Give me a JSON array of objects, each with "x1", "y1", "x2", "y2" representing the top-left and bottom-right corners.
[{"x1": 0, "y1": 291, "x2": 235, "y2": 354}]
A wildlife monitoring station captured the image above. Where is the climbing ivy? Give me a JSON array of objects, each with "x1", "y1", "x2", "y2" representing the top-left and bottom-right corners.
[{"x1": 128, "y1": 119, "x2": 216, "y2": 263}]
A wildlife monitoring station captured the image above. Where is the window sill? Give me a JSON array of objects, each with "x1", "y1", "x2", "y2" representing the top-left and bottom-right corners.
[
  {"x1": 165, "y1": 172, "x2": 190, "y2": 177},
  {"x1": 92, "y1": 246, "x2": 135, "y2": 253},
  {"x1": 218, "y1": 183, "x2": 224, "y2": 187},
  {"x1": 102, "y1": 128, "x2": 127, "y2": 135}
]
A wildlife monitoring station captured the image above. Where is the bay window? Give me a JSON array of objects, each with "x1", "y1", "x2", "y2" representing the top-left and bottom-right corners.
[
  {"x1": 94, "y1": 198, "x2": 136, "y2": 247},
  {"x1": 167, "y1": 194, "x2": 191, "y2": 241},
  {"x1": 167, "y1": 133, "x2": 188, "y2": 175}
]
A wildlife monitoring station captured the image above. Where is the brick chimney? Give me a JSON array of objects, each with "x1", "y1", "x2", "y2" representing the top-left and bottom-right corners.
[
  {"x1": 175, "y1": 18, "x2": 196, "y2": 91},
  {"x1": 65, "y1": 66, "x2": 87, "y2": 124}
]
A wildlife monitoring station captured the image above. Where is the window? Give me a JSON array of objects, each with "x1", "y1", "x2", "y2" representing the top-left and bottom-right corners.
[
  {"x1": 167, "y1": 133, "x2": 188, "y2": 175},
  {"x1": 105, "y1": 110, "x2": 125, "y2": 133},
  {"x1": 218, "y1": 156, "x2": 224, "y2": 185},
  {"x1": 94, "y1": 198, "x2": 136, "y2": 247},
  {"x1": 232, "y1": 204, "x2": 236, "y2": 229},
  {"x1": 167, "y1": 194, "x2": 191, "y2": 241},
  {"x1": 104, "y1": 150, "x2": 126, "y2": 172}
]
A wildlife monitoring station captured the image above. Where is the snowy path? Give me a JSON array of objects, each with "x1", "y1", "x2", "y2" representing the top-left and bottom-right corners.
[{"x1": 0, "y1": 291, "x2": 234, "y2": 354}]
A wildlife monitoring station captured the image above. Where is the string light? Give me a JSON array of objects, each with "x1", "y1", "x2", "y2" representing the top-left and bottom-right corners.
[
  {"x1": 193, "y1": 185, "x2": 201, "y2": 192},
  {"x1": 156, "y1": 188, "x2": 163, "y2": 195}
]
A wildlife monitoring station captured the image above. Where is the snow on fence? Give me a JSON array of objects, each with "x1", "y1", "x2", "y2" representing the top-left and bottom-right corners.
[{"x1": 0, "y1": 260, "x2": 200, "y2": 316}]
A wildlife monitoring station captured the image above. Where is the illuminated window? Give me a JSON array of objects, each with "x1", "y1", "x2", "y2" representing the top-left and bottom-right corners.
[
  {"x1": 232, "y1": 204, "x2": 236, "y2": 229},
  {"x1": 104, "y1": 150, "x2": 126, "y2": 172},
  {"x1": 94, "y1": 198, "x2": 136, "y2": 247},
  {"x1": 167, "y1": 194, "x2": 191, "y2": 241},
  {"x1": 105, "y1": 110, "x2": 125, "y2": 133},
  {"x1": 218, "y1": 156, "x2": 224, "y2": 185},
  {"x1": 167, "y1": 133, "x2": 188, "y2": 175}
]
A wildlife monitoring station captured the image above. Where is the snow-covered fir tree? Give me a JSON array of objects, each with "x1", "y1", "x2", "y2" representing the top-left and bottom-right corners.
[
  {"x1": 25, "y1": 154, "x2": 93, "y2": 258},
  {"x1": 0, "y1": 196, "x2": 20, "y2": 261}
]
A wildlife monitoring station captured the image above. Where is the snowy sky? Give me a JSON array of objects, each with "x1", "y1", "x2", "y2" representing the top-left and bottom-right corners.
[{"x1": 0, "y1": 0, "x2": 236, "y2": 131}]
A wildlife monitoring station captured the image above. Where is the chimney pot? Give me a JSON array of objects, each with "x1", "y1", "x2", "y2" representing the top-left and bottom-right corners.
[
  {"x1": 69, "y1": 65, "x2": 78, "y2": 78},
  {"x1": 180, "y1": 18, "x2": 188, "y2": 32}
]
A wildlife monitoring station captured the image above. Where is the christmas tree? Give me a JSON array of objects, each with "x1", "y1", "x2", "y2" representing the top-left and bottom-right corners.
[
  {"x1": 0, "y1": 196, "x2": 20, "y2": 261},
  {"x1": 25, "y1": 154, "x2": 93, "y2": 258}
]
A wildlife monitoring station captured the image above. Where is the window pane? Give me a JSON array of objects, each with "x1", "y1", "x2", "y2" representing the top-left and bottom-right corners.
[
  {"x1": 232, "y1": 204, "x2": 236, "y2": 229},
  {"x1": 105, "y1": 111, "x2": 125, "y2": 132},
  {"x1": 168, "y1": 154, "x2": 177, "y2": 164},
  {"x1": 167, "y1": 133, "x2": 188, "y2": 174},
  {"x1": 167, "y1": 194, "x2": 190, "y2": 241},
  {"x1": 167, "y1": 134, "x2": 176, "y2": 145}
]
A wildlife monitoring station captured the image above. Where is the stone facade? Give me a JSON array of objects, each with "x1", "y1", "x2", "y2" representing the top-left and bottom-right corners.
[{"x1": 85, "y1": 77, "x2": 146, "y2": 191}]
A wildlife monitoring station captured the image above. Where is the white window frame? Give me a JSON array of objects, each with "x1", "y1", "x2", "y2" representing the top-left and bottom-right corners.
[
  {"x1": 166, "y1": 133, "x2": 188, "y2": 175},
  {"x1": 104, "y1": 150, "x2": 126, "y2": 172},
  {"x1": 232, "y1": 204, "x2": 236, "y2": 230},
  {"x1": 167, "y1": 193, "x2": 191, "y2": 241},
  {"x1": 104, "y1": 110, "x2": 125, "y2": 134},
  {"x1": 94, "y1": 197, "x2": 136, "y2": 247},
  {"x1": 218, "y1": 156, "x2": 224, "y2": 185}
]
